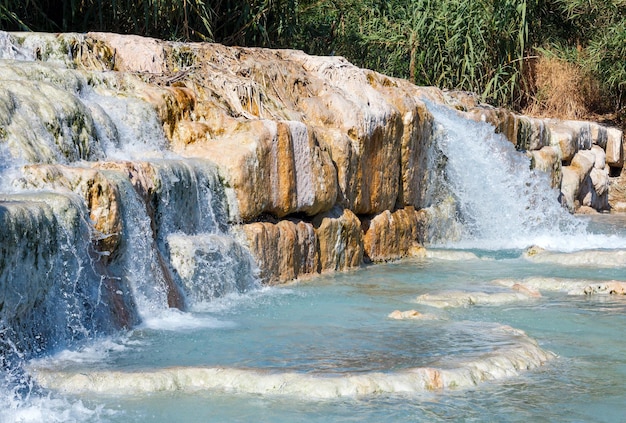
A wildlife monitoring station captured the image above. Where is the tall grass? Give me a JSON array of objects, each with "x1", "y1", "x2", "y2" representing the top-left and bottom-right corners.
[
  {"x1": 293, "y1": 0, "x2": 533, "y2": 107},
  {"x1": 293, "y1": 0, "x2": 624, "y2": 115},
  {"x1": 0, "y1": 0, "x2": 214, "y2": 40},
  {"x1": 0, "y1": 0, "x2": 299, "y2": 44},
  {"x1": 519, "y1": 0, "x2": 626, "y2": 118}
]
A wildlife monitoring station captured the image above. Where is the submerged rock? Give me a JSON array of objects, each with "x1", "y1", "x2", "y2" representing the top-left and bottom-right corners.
[
  {"x1": 30, "y1": 322, "x2": 555, "y2": 397},
  {"x1": 523, "y1": 247, "x2": 626, "y2": 268},
  {"x1": 415, "y1": 290, "x2": 538, "y2": 308},
  {"x1": 511, "y1": 283, "x2": 542, "y2": 298},
  {"x1": 494, "y1": 277, "x2": 626, "y2": 296},
  {"x1": 421, "y1": 249, "x2": 481, "y2": 261},
  {"x1": 388, "y1": 310, "x2": 439, "y2": 320}
]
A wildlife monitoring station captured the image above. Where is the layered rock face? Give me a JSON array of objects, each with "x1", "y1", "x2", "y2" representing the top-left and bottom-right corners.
[
  {"x1": 0, "y1": 31, "x2": 445, "y2": 288},
  {"x1": 0, "y1": 30, "x2": 624, "y2": 296}
]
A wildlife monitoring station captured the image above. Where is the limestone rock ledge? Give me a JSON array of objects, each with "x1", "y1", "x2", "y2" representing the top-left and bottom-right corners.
[
  {"x1": 238, "y1": 207, "x2": 367, "y2": 284},
  {"x1": 362, "y1": 207, "x2": 428, "y2": 262},
  {"x1": 238, "y1": 206, "x2": 433, "y2": 284},
  {"x1": 0, "y1": 31, "x2": 445, "y2": 286},
  {"x1": 2, "y1": 31, "x2": 625, "y2": 289}
]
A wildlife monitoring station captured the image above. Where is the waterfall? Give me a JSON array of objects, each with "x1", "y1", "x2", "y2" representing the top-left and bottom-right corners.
[
  {"x1": 101, "y1": 161, "x2": 258, "y2": 316},
  {"x1": 102, "y1": 170, "x2": 173, "y2": 314},
  {"x1": 425, "y1": 102, "x2": 587, "y2": 250},
  {"x1": 148, "y1": 160, "x2": 258, "y2": 307},
  {"x1": 0, "y1": 193, "x2": 136, "y2": 359},
  {"x1": 0, "y1": 32, "x2": 259, "y2": 366}
]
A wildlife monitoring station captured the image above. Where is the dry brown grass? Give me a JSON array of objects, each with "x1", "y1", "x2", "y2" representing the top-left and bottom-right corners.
[{"x1": 524, "y1": 55, "x2": 604, "y2": 120}]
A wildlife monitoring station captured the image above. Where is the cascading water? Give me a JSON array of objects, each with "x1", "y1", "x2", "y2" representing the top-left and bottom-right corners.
[
  {"x1": 101, "y1": 170, "x2": 171, "y2": 314},
  {"x1": 149, "y1": 160, "x2": 258, "y2": 307},
  {"x1": 425, "y1": 102, "x2": 600, "y2": 250},
  {"x1": 0, "y1": 31, "x2": 260, "y2": 419},
  {"x1": 97, "y1": 160, "x2": 259, "y2": 318},
  {"x1": 0, "y1": 191, "x2": 140, "y2": 421}
]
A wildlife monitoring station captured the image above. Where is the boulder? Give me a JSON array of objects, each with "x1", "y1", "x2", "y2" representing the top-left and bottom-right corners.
[
  {"x1": 590, "y1": 145, "x2": 607, "y2": 169},
  {"x1": 239, "y1": 220, "x2": 318, "y2": 284},
  {"x1": 605, "y1": 127, "x2": 624, "y2": 167},
  {"x1": 590, "y1": 167, "x2": 609, "y2": 197},
  {"x1": 560, "y1": 167, "x2": 580, "y2": 211},
  {"x1": 362, "y1": 207, "x2": 428, "y2": 262},
  {"x1": 589, "y1": 122, "x2": 608, "y2": 149},
  {"x1": 546, "y1": 122, "x2": 577, "y2": 162},
  {"x1": 516, "y1": 115, "x2": 550, "y2": 151},
  {"x1": 572, "y1": 150, "x2": 609, "y2": 211},
  {"x1": 560, "y1": 150, "x2": 598, "y2": 211},
  {"x1": 19, "y1": 164, "x2": 122, "y2": 260},
  {"x1": 313, "y1": 207, "x2": 364, "y2": 272},
  {"x1": 528, "y1": 146, "x2": 562, "y2": 187}
]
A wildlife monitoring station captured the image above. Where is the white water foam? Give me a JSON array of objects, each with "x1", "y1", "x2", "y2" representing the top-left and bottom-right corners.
[
  {"x1": 140, "y1": 309, "x2": 234, "y2": 332},
  {"x1": 415, "y1": 291, "x2": 538, "y2": 308},
  {"x1": 29, "y1": 337, "x2": 135, "y2": 373},
  {"x1": 0, "y1": 395, "x2": 115, "y2": 423},
  {"x1": 190, "y1": 285, "x2": 296, "y2": 316},
  {"x1": 0, "y1": 334, "x2": 123, "y2": 423}
]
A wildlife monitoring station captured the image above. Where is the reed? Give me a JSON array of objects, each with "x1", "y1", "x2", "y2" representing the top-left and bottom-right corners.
[
  {"x1": 0, "y1": 0, "x2": 214, "y2": 40},
  {"x1": 299, "y1": 0, "x2": 532, "y2": 107}
]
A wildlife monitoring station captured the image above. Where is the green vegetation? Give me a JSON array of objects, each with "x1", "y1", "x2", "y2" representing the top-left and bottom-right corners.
[
  {"x1": 1, "y1": 0, "x2": 624, "y2": 120},
  {"x1": 294, "y1": 0, "x2": 532, "y2": 107}
]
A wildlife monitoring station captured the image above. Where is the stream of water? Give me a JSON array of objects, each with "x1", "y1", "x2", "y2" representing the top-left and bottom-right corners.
[
  {"x1": 1, "y1": 32, "x2": 626, "y2": 421},
  {"x1": 6, "y1": 237, "x2": 626, "y2": 422}
]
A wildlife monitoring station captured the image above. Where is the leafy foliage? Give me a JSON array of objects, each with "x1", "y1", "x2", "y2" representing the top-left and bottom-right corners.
[{"x1": 0, "y1": 0, "x2": 214, "y2": 40}]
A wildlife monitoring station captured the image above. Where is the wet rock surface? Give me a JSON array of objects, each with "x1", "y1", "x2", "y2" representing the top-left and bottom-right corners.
[{"x1": 0, "y1": 30, "x2": 624, "y2": 289}]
